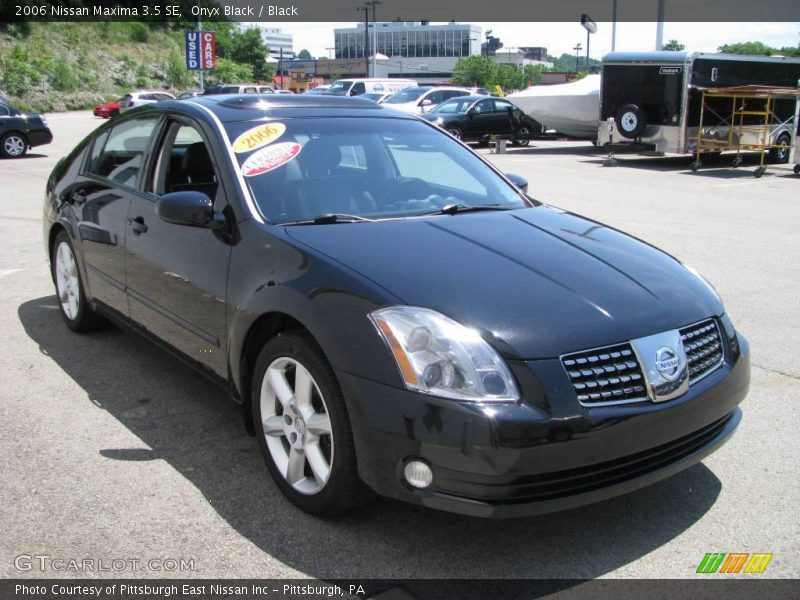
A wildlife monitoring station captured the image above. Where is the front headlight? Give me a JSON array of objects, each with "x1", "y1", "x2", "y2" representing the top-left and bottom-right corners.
[{"x1": 370, "y1": 306, "x2": 519, "y2": 402}]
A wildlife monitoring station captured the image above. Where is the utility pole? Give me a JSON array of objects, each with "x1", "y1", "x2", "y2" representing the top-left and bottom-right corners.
[
  {"x1": 366, "y1": 0, "x2": 381, "y2": 77},
  {"x1": 357, "y1": 5, "x2": 369, "y2": 77},
  {"x1": 611, "y1": 0, "x2": 617, "y2": 51},
  {"x1": 580, "y1": 15, "x2": 597, "y2": 72},
  {"x1": 573, "y1": 43, "x2": 582, "y2": 72},
  {"x1": 656, "y1": 0, "x2": 665, "y2": 50},
  {"x1": 278, "y1": 47, "x2": 283, "y2": 90}
]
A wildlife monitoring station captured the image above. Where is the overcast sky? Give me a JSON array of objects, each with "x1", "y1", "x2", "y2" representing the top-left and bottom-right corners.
[{"x1": 268, "y1": 21, "x2": 800, "y2": 59}]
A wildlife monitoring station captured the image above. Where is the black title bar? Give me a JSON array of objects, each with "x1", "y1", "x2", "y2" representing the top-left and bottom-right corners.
[{"x1": 3, "y1": 0, "x2": 800, "y2": 22}]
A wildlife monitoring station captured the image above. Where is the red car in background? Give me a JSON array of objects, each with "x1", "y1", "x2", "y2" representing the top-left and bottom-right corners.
[{"x1": 93, "y1": 98, "x2": 122, "y2": 119}]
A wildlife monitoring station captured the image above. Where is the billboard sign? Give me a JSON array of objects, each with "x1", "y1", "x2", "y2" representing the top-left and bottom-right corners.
[
  {"x1": 186, "y1": 31, "x2": 216, "y2": 70},
  {"x1": 201, "y1": 31, "x2": 216, "y2": 70}
]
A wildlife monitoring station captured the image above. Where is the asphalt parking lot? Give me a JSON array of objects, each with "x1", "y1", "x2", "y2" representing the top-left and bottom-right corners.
[{"x1": 1, "y1": 111, "x2": 798, "y2": 580}]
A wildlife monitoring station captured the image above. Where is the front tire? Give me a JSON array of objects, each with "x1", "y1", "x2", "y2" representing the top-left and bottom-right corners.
[
  {"x1": 51, "y1": 231, "x2": 106, "y2": 332},
  {"x1": 1, "y1": 132, "x2": 27, "y2": 158},
  {"x1": 446, "y1": 125, "x2": 463, "y2": 141},
  {"x1": 252, "y1": 331, "x2": 372, "y2": 516},
  {"x1": 513, "y1": 125, "x2": 532, "y2": 147}
]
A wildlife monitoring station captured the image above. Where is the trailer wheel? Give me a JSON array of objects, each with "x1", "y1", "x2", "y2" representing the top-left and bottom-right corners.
[
  {"x1": 794, "y1": 164, "x2": 800, "y2": 175},
  {"x1": 754, "y1": 167, "x2": 765, "y2": 178},
  {"x1": 769, "y1": 132, "x2": 791, "y2": 164},
  {"x1": 616, "y1": 104, "x2": 647, "y2": 139},
  {"x1": 690, "y1": 161, "x2": 701, "y2": 172}
]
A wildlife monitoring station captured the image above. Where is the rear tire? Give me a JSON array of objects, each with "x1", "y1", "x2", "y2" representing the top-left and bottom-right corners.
[
  {"x1": 252, "y1": 331, "x2": 372, "y2": 516},
  {"x1": 51, "y1": 231, "x2": 106, "y2": 332},
  {"x1": 1, "y1": 132, "x2": 27, "y2": 158},
  {"x1": 769, "y1": 132, "x2": 791, "y2": 164},
  {"x1": 616, "y1": 104, "x2": 647, "y2": 139}
]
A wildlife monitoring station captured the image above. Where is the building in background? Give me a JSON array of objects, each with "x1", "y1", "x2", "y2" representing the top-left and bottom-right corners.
[
  {"x1": 261, "y1": 27, "x2": 294, "y2": 61},
  {"x1": 490, "y1": 47, "x2": 552, "y2": 69},
  {"x1": 334, "y1": 21, "x2": 481, "y2": 84}
]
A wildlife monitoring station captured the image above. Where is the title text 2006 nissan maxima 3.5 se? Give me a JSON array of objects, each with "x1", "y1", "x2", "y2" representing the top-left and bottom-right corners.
[{"x1": 43, "y1": 95, "x2": 749, "y2": 518}]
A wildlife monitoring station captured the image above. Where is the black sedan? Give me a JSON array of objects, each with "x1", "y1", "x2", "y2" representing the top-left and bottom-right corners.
[
  {"x1": 420, "y1": 95, "x2": 540, "y2": 146},
  {"x1": 1, "y1": 99, "x2": 53, "y2": 157},
  {"x1": 43, "y1": 95, "x2": 749, "y2": 518}
]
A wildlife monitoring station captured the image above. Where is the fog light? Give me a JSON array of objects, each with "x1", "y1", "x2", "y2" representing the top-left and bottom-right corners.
[{"x1": 403, "y1": 460, "x2": 433, "y2": 489}]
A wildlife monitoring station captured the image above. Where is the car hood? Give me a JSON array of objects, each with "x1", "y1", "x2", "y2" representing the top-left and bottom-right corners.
[
  {"x1": 286, "y1": 207, "x2": 724, "y2": 359},
  {"x1": 419, "y1": 113, "x2": 461, "y2": 123},
  {"x1": 382, "y1": 101, "x2": 418, "y2": 113}
]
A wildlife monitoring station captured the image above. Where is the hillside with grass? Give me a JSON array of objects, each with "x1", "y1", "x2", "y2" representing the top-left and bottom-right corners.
[{"x1": 0, "y1": 22, "x2": 270, "y2": 112}]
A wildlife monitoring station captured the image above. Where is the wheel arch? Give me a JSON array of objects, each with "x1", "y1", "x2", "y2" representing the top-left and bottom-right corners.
[
  {"x1": 47, "y1": 222, "x2": 67, "y2": 277},
  {"x1": 237, "y1": 311, "x2": 318, "y2": 435}
]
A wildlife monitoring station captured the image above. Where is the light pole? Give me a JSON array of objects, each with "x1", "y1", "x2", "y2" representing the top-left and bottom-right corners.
[
  {"x1": 580, "y1": 14, "x2": 597, "y2": 72},
  {"x1": 356, "y1": 5, "x2": 369, "y2": 76},
  {"x1": 573, "y1": 43, "x2": 582, "y2": 72},
  {"x1": 366, "y1": 0, "x2": 381, "y2": 77}
]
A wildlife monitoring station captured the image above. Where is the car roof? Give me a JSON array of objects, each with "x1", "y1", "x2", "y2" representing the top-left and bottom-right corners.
[{"x1": 176, "y1": 94, "x2": 418, "y2": 122}]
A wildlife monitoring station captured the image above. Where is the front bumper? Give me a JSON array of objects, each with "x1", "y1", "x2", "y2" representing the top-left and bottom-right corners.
[{"x1": 339, "y1": 331, "x2": 749, "y2": 518}]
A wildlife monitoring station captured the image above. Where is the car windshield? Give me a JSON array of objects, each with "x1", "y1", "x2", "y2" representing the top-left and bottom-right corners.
[
  {"x1": 225, "y1": 117, "x2": 528, "y2": 224},
  {"x1": 383, "y1": 88, "x2": 428, "y2": 103},
  {"x1": 430, "y1": 98, "x2": 475, "y2": 114},
  {"x1": 324, "y1": 81, "x2": 353, "y2": 96}
]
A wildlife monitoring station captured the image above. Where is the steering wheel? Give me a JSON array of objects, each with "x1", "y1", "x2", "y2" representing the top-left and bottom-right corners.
[{"x1": 384, "y1": 178, "x2": 435, "y2": 207}]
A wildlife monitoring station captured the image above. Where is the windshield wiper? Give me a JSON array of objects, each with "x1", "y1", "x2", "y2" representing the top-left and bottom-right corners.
[
  {"x1": 283, "y1": 213, "x2": 375, "y2": 226},
  {"x1": 434, "y1": 203, "x2": 513, "y2": 216}
]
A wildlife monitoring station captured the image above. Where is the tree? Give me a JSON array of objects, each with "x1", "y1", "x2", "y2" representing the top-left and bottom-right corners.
[
  {"x1": 522, "y1": 64, "x2": 546, "y2": 87},
  {"x1": 495, "y1": 64, "x2": 524, "y2": 92},
  {"x1": 451, "y1": 56, "x2": 496, "y2": 88},
  {"x1": 230, "y1": 26, "x2": 272, "y2": 81},
  {"x1": 298, "y1": 49, "x2": 312, "y2": 60},
  {"x1": 718, "y1": 41, "x2": 774, "y2": 55},
  {"x1": 662, "y1": 39, "x2": 685, "y2": 51},
  {"x1": 204, "y1": 57, "x2": 254, "y2": 87}
]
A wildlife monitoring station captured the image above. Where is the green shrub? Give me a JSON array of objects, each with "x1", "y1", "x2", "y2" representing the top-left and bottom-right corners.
[{"x1": 128, "y1": 23, "x2": 150, "y2": 43}]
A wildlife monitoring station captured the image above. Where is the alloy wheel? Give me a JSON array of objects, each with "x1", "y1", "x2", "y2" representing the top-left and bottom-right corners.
[
  {"x1": 55, "y1": 241, "x2": 80, "y2": 320},
  {"x1": 4, "y1": 135, "x2": 25, "y2": 157},
  {"x1": 259, "y1": 357, "x2": 334, "y2": 495}
]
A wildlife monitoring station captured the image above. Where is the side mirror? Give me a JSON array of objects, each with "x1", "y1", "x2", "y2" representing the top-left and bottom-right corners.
[
  {"x1": 420, "y1": 99, "x2": 433, "y2": 106},
  {"x1": 467, "y1": 108, "x2": 476, "y2": 118},
  {"x1": 156, "y1": 191, "x2": 224, "y2": 229},
  {"x1": 505, "y1": 173, "x2": 528, "y2": 194}
]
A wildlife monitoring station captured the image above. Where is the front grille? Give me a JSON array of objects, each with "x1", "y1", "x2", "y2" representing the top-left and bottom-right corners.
[
  {"x1": 562, "y1": 343, "x2": 647, "y2": 406},
  {"x1": 680, "y1": 319, "x2": 724, "y2": 382}
]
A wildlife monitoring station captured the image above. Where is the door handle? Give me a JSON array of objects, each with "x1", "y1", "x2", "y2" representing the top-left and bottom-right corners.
[{"x1": 129, "y1": 216, "x2": 148, "y2": 235}]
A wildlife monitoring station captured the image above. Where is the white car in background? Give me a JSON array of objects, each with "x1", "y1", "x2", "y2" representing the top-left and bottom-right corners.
[
  {"x1": 119, "y1": 91, "x2": 175, "y2": 112},
  {"x1": 381, "y1": 86, "x2": 471, "y2": 115}
]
